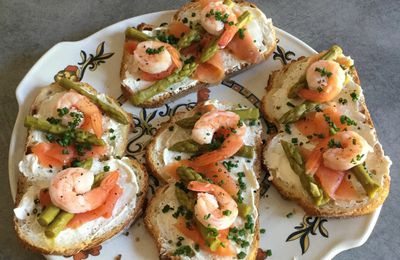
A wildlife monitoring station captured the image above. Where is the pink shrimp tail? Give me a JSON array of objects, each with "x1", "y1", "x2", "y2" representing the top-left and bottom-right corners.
[
  {"x1": 187, "y1": 181, "x2": 212, "y2": 192},
  {"x1": 192, "y1": 129, "x2": 244, "y2": 166},
  {"x1": 99, "y1": 171, "x2": 120, "y2": 192}
]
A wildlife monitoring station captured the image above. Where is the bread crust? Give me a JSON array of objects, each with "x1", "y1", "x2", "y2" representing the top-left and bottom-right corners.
[
  {"x1": 144, "y1": 104, "x2": 263, "y2": 259},
  {"x1": 145, "y1": 185, "x2": 260, "y2": 260},
  {"x1": 13, "y1": 82, "x2": 147, "y2": 256},
  {"x1": 14, "y1": 158, "x2": 148, "y2": 256},
  {"x1": 120, "y1": 0, "x2": 277, "y2": 108},
  {"x1": 261, "y1": 53, "x2": 391, "y2": 217}
]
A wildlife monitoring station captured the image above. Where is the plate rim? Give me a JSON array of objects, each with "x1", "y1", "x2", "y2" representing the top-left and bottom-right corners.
[{"x1": 8, "y1": 9, "x2": 380, "y2": 260}]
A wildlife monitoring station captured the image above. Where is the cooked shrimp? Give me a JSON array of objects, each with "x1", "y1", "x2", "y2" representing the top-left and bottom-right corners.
[
  {"x1": 200, "y1": 1, "x2": 236, "y2": 37},
  {"x1": 298, "y1": 60, "x2": 345, "y2": 103},
  {"x1": 322, "y1": 131, "x2": 371, "y2": 171},
  {"x1": 192, "y1": 110, "x2": 242, "y2": 144},
  {"x1": 305, "y1": 131, "x2": 372, "y2": 175},
  {"x1": 57, "y1": 91, "x2": 103, "y2": 138},
  {"x1": 191, "y1": 110, "x2": 246, "y2": 166},
  {"x1": 49, "y1": 168, "x2": 119, "y2": 214},
  {"x1": 134, "y1": 41, "x2": 173, "y2": 74},
  {"x1": 188, "y1": 181, "x2": 238, "y2": 230}
]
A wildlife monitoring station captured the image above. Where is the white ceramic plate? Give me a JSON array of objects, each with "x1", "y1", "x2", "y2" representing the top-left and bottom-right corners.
[{"x1": 9, "y1": 10, "x2": 381, "y2": 260}]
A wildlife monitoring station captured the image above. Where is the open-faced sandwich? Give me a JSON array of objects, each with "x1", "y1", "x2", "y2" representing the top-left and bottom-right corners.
[
  {"x1": 145, "y1": 100, "x2": 263, "y2": 259},
  {"x1": 120, "y1": 0, "x2": 276, "y2": 107},
  {"x1": 261, "y1": 45, "x2": 391, "y2": 217},
  {"x1": 13, "y1": 78, "x2": 148, "y2": 255}
]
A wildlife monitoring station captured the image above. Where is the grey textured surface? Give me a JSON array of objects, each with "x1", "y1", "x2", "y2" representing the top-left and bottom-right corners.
[{"x1": 1, "y1": 0, "x2": 399, "y2": 259}]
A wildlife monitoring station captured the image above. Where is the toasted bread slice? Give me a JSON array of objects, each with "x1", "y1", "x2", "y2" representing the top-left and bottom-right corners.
[
  {"x1": 261, "y1": 48, "x2": 391, "y2": 217},
  {"x1": 13, "y1": 81, "x2": 148, "y2": 255},
  {"x1": 120, "y1": 0, "x2": 276, "y2": 108},
  {"x1": 14, "y1": 157, "x2": 148, "y2": 256},
  {"x1": 145, "y1": 183, "x2": 259, "y2": 259},
  {"x1": 144, "y1": 100, "x2": 263, "y2": 259}
]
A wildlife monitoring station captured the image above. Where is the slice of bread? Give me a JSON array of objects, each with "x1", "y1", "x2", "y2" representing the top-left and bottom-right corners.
[
  {"x1": 13, "y1": 81, "x2": 148, "y2": 255},
  {"x1": 145, "y1": 183, "x2": 259, "y2": 259},
  {"x1": 144, "y1": 100, "x2": 263, "y2": 259},
  {"x1": 120, "y1": 0, "x2": 276, "y2": 108},
  {"x1": 14, "y1": 157, "x2": 148, "y2": 256},
  {"x1": 261, "y1": 48, "x2": 391, "y2": 217}
]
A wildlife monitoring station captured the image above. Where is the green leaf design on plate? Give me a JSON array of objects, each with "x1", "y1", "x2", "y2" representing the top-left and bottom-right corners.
[
  {"x1": 273, "y1": 43, "x2": 296, "y2": 65},
  {"x1": 78, "y1": 41, "x2": 114, "y2": 80},
  {"x1": 53, "y1": 41, "x2": 114, "y2": 82},
  {"x1": 286, "y1": 215, "x2": 329, "y2": 255}
]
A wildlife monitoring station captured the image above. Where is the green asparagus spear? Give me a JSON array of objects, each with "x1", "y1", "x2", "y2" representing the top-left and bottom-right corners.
[
  {"x1": 235, "y1": 10, "x2": 252, "y2": 29},
  {"x1": 37, "y1": 204, "x2": 60, "y2": 227},
  {"x1": 125, "y1": 27, "x2": 152, "y2": 41},
  {"x1": 238, "y1": 203, "x2": 252, "y2": 218},
  {"x1": 351, "y1": 164, "x2": 380, "y2": 198},
  {"x1": 177, "y1": 166, "x2": 205, "y2": 184},
  {"x1": 235, "y1": 145, "x2": 254, "y2": 158},
  {"x1": 175, "y1": 186, "x2": 195, "y2": 210},
  {"x1": 177, "y1": 26, "x2": 202, "y2": 50},
  {"x1": 320, "y1": 45, "x2": 343, "y2": 60},
  {"x1": 200, "y1": 11, "x2": 252, "y2": 63},
  {"x1": 169, "y1": 139, "x2": 201, "y2": 153},
  {"x1": 287, "y1": 45, "x2": 344, "y2": 98},
  {"x1": 169, "y1": 139, "x2": 254, "y2": 158},
  {"x1": 175, "y1": 108, "x2": 259, "y2": 129},
  {"x1": 200, "y1": 36, "x2": 220, "y2": 63},
  {"x1": 278, "y1": 101, "x2": 317, "y2": 124},
  {"x1": 58, "y1": 78, "x2": 130, "y2": 125},
  {"x1": 45, "y1": 211, "x2": 75, "y2": 238},
  {"x1": 80, "y1": 158, "x2": 93, "y2": 170},
  {"x1": 195, "y1": 220, "x2": 222, "y2": 251},
  {"x1": 91, "y1": 172, "x2": 106, "y2": 188},
  {"x1": 24, "y1": 116, "x2": 105, "y2": 146},
  {"x1": 175, "y1": 183, "x2": 222, "y2": 251},
  {"x1": 175, "y1": 114, "x2": 201, "y2": 129},
  {"x1": 281, "y1": 140, "x2": 327, "y2": 205},
  {"x1": 130, "y1": 62, "x2": 198, "y2": 105},
  {"x1": 231, "y1": 108, "x2": 259, "y2": 121},
  {"x1": 223, "y1": 0, "x2": 234, "y2": 8}
]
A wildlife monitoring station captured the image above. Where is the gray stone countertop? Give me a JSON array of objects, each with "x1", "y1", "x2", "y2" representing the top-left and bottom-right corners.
[{"x1": 1, "y1": 0, "x2": 399, "y2": 259}]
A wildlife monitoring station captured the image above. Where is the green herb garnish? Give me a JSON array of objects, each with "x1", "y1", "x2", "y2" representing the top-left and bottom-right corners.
[
  {"x1": 340, "y1": 115, "x2": 357, "y2": 126},
  {"x1": 315, "y1": 67, "x2": 332, "y2": 77},
  {"x1": 323, "y1": 114, "x2": 340, "y2": 135},
  {"x1": 145, "y1": 46, "x2": 165, "y2": 55}
]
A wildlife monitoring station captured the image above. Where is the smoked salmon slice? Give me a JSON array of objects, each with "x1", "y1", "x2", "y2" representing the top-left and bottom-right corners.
[
  {"x1": 39, "y1": 189, "x2": 51, "y2": 207},
  {"x1": 168, "y1": 21, "x2": 190, "y2": 38},
  {"x1": 295, "y1": 106, "x2": 346, "y2": 142},
  {"x1": 334, "y1": 174, "x2": 360, "y2": 200},
  {"x1": 226, "y1": 29, "x2": 261, "y2": 64},
  {"x1": 199, "y1": 0, "x2": 221, "y2": 8},
  {"x1": 124, "y1": 40, "x2": 138, "y2": 54},
  {"x1": 164, "y1": 160, "x2": 238, "y2": 197},
  {"x1": 302, "y1": 144, "x2": 360, "y2": 200},
  {"x1": 195, "y1": 162, "x2": 239, "y2": 197},
  {"x1": 193, "y1": 50, "x2": 225, "y2": 83},
  {"x1": 31, "y1": 142, "x2": 107, "y2": 168},
  {"x1": 315, "y1": 165, "x2": 345, "y2": 198},
  {"x1": 175, "y1": 217, "x2": 235, "y2": 256},
  {"x1": 31, "y1": 143, "x2": 76, "y2": 168}
]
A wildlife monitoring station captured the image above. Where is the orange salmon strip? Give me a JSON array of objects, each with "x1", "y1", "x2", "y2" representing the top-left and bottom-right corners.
[
  {"x1": 67, "y1": 183, "x2": 123, "y2": 229},
  {"x1": 175, "y1": 217, "x2": 235, "y2": 256}
]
